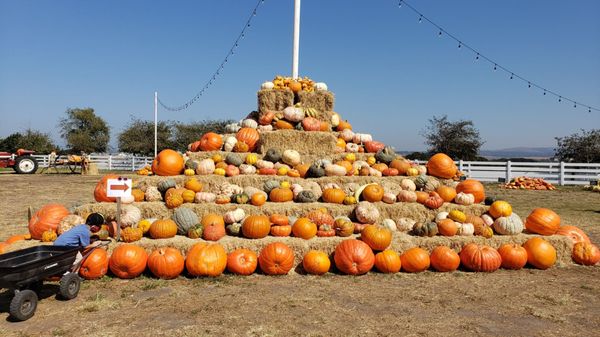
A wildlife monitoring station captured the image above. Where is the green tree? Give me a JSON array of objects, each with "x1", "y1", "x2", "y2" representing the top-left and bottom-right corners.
[
  {"x1": 554, "y1": 129, "x2": 600, "y2": 163},
  {"x1": 118, "y1": 118, "x2": 173, "y2": 156},
  {"x1": 0, "y1": 129, "x2": 58, "y2": 153},
  {"x1": 171, "y1": 120, "x2": 234, "y2": 152},
  {"x1": 421, "y1": 115, "x2": 484, "y2": 160},
  {"x1": 59, "y1": 108, "x2": 110, "y2": 153}
]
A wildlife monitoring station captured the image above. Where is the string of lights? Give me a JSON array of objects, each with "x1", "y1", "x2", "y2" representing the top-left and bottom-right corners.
[
  {"x1": 158, "y1": 0, "x2": 266, "y2": 112},
  {"x1": 396, "y1": 0, "x2": 599, "y2": 113}
]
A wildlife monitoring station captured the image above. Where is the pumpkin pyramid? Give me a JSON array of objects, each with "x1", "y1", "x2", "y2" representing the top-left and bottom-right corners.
[{"x1": 75, "y1": 77, "x2": 573, "y2": 266}]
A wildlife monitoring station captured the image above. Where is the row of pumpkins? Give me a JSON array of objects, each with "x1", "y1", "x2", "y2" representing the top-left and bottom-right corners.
[
  {"x1": 78, "y1": 235, "x2": 598, "y2": 282},
  {"x1": 261, "y1": 75, "x2": 326, "y2": 92}
]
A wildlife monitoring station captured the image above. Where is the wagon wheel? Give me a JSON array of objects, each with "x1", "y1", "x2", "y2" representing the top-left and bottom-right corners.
[
  {"x1": 9, "y1": 290, "x2": 38, "y2": 321},
  {"x1": 59, "y1": 273, "x2": 81, "y2": 300}
]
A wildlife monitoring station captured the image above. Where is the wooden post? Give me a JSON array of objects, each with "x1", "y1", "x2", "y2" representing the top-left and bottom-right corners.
[
  {"x1": 559, "y1": 161, "x2": 565, "y2": 186},
  {"x1": 506, "y1": 161, "x2": 512, "y2": 183},
  {"x1": 116, "y1": 197, "x2": 121, "y2": 241}
]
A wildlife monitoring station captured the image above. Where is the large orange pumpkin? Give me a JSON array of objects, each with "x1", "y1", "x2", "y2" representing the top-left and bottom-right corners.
[
  {"x1": 455, "y1": 179, "x2": 485, "y2": 204},
  {"x1": 429, "y1": 246, "x2": 460, "y2": 272},
  {"x1": 497, "y1": 244, "x2": 528, "y2": 270},
  {"x1": 79, "y1": 248, "x2": 109, "y2": 280},
  {"x1": 572, "y1": 242, "x2": 600, "y2": 266},
  {"x1": 292, "y1": 218, "x2": 317, "y2": 239},
  {"x1": 147, "y1": 247, "x2": 185, "y2": 279},
  {"x1": 227, "y1": 248, "x2": 258, "y2": 275},
  {"x1": 94, "y1": 174, "x2": 119, "y2": 202},
  {"x1": 556, "y1": 225, "x2": 590, "y2": 244},
  {"x1": 269, "y1": 188, "x2": 294, "y2": 202},
  {"x1": 400, "y1": 247, "x2": 430, "y2": 273},
  {"x1": 362, "y1": 184, "x2": 384, "y2": 202},
  {"x1": 426, "y1": 153, "x2": 457, "y2": 179},
  {"x1": 360, "y1": 225, "x2": 392, "y2": 251},
  {"x1": 436, "y1": 186, "x2": 457, "y2": 203},
  {"x1": 199, "y1": 132, "x2": 223, "y2": 151},
  {"x1": 109, "y1": 244, "x2": 148, "y2": 279},
  {"x1": 236, "y1": 127, "x2": 260, "y2": 151},
  {"x1": 523, "y1": 237, "x2": 556, "y2": 269},
  {"x1": 152, "y1": 149, "x2": 184, "y2": 176},
  {"x1": 374, "y1": 250, "x2": 401, "y2": 273},
  {"x1": 186, "y1": 243, "x2": 227, "y2": 277},
  {"x1": 258, "y1": 242, "x2": 295, "y2": 275},
  {"x1": 28, "y1": 204, "x2": 70, "y2": 240},
  {"x1": 525, "y1": 208, "x2": 561, "y2": 235},
  {"x1": 334, "y1": 239, "x2": 375, "y2": 275},
  {"x1": 242, "y1": 215, "x2": 271, "y2": 239},
  {"x1": 302, "y1": 250, "x2": 331, "y2": 275},
  {"x1": 459, "y1": 243, "x2": 501, "y2": 272}
]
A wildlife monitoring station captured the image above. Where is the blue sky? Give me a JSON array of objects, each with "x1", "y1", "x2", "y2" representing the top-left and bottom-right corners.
[{"x1": 1, "y1": 0, "x2": 599, "y2": 152}]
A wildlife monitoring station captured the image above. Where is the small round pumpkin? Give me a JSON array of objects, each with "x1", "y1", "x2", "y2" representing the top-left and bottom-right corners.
[
  {"x1": 361, "y1": 225, "x2": 392, "y2": 251},
  {"x1": 522, "y1": 237, "x2": 556, "y2": 270},
  {"x1": 109, "y1": 244, "x2": 148, "y2": 279},
  {"x1": 41, "y1": 230, "x2": 57, "y2": 242},
  {"x1": 333, "y1": 218, "x2": 355, "y2": 237},
  {"x1": 361, "y1": 184, "x2": 384, "y2": 202},
  {"x1": 525, "y1": 208, "x2": 561, "y2": 235},
  {"x1": 489, "y1": 200, "x2": 513, "y2": 219},
  {"x1": 269, "y1": 188, "x2": 294, "y2": 202},
  {"x1": 258, "y1": 242, "x2": 295, "y2": 275},
  {"x1": 147, "y1": 247, "x2": 185, "y2": 279},
  {"x1": 149, "y1": 219, "x2": 178, "y2": 239},
  {"x1": 572, "y1": 242, "x2": 600, "y2": 266},
  {"x1": 292, "y1": 218, "x2": 317, "y2": 240},
  {"x1": 429, "y1": 246, "x2": 460, "y2": 272},
  {"x1": 236, "y1": 127, "x2": 260, "y2": 151},
  {"x1": 242, "y1": 215, "x2": 271, "y2": 239},
  {"x1": 322, "y1": 188, "x2": 346, "y2": 204},
  {"x1": 400, "y1": 247, "x2": 430, "y2": 273},
  {"x1": 227, "y1": 248, "x2": 258, "y2": 275},
  {"x1": 497, "y1": 244, "x2": 528, "y2": 270},
  {"x1": 436, "y1": 186, "x2": 457, "y2": 203},
  {"x1": 250, "y1": 193, "x2": 267, "y2": 206},
  {"x1": 334, "y1": 239, "x2": 375, "y2": 275},
  {"x1": 374, "y1": 250, "x2": 401, "y2": 273},
  {"x1": 302, "y1": 250, "x2": 331, "y2": 275},
  {"x1": 201, "y1": 214, "x2": 226, "y2": 241},
  {"x1": 436, "y1": 219, "x2": 458, "y2": 236},
  {"x1": 459, "y1": 243, "x2": 502, "y2": 272},
  {"x1": 199, "y1": 132, "x2": 223, "y2": 151}
]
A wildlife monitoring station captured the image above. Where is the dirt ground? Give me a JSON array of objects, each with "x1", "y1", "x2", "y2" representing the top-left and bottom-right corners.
[{"x1": 0, "y1": 174, "x2": 599, "y2": 337}]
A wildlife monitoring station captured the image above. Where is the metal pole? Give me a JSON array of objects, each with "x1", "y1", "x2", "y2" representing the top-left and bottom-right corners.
[
  {"x1": 292, "y1": 0, "x2": 301, "y2": 79},
  {"x1": 154, "y1": 91, "x2": 158, "y2": 157}
]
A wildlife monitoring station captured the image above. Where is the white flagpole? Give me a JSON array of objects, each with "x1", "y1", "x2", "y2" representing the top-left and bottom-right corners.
[
  {"x1": 154, "y1": 91, "x2": 158, "y2": 157},
  {"x1": 292, "y1": 0, "x2": 301, "y2": 79}
]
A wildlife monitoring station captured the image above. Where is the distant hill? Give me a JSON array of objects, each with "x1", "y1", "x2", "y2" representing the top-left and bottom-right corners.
[{"x1": 480, "y1": 147, "x2": 555, "y2": 159}]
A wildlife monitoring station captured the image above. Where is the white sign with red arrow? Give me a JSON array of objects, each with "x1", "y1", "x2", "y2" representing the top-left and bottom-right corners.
[{"x1": 106, "y1": 177, "x2": 132, "y2": 198}]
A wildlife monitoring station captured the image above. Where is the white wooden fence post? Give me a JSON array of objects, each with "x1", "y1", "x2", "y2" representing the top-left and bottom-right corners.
[
  {"x1": 132, "y1": 156, "x2": 135, "y2": 171},
  {"x1": 559, "y1": 161, "x2": 565, "y2": 186},
  {"x1": 506, "y1": 161, "x2": 512, "y2": 182},
  {"x1": 108, "y1": 155, "x2": 112, "y2": 170},
  {"x1": 458, "y1": 160, "x2": 464, "y2": 172}
]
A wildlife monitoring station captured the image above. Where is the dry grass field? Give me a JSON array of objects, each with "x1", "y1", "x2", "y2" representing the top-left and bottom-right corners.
[{"x1": 0, "y1": 174, "x2": 599, "y2": 337}]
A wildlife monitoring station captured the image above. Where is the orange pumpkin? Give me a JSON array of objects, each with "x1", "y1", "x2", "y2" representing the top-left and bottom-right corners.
[
  {"x1": 459, "y1": 243, "x2": 502, "y2": 272},
  {"x1": 269, "y1": 188, "x2": 294, "y2": 202},
  {"x1": 436, "y1": 219, "x2": 458, "y2": 236},
  {"x1": 556, "y1": 225, "x2": 591, "y2": 244},
  {"x1": 109, "y1": 244, "x2": 148, "y2": 279},
  {"x1": 236, "y1": 127, "x2": 260, "y2": 151},
  {"x1": 302, "y1": 250, "x2": 331, "y2": 275},
  {"x1": 270, "y1": 214, "x2": 289, "y2": 226},
  {"x1": 525, "y1": 208, "x2": 561, "y2": 235},
  {"x1": 5, "y1": 234, "x2": 28, "y2": 244},
  {"x1": 305, "y1": 209, "x2": 334, "y2": 226},
  {"x1": 79, "y1": 248, "x2": 109, "y2": 280},
  {"x1": 186, "y1": 242, "x2": 227, "y2": 277},
  {"x1": 362, "y1": 184, "x2": 384, "y2": 202},
  {"x1": 322, "y1": 188, "x2": 346, "y2": 204},
  {"x1": 374, "y1": 250, "x2": 401, "y2": 273},
  {"x1": 250, "y1": 193, "x2": 267, "y2": 206},
  {"x1": 522, "y1": 237, "x2": 556, "y2": 270},
  {"x1": 288, "y1": 80, "x2": 302, "y2": 92},
  {"x1": 270, "y1": 225, "x2": 292, "y2": 237},
  {"x1": 275, "y1": 120, "x2": 294, "y2": 130},
  {"x1": 360, "y1": 225, "x2": 392, "y2": 251},
  {"x1": 429, "y1": 246, "x2": 460, "y2": 272},
  {"x1": 259, "y1": 111, "x2": 275, "y2": 125},
  {"x1": 227, "y1": 248, "x2": 258, "y2": 275},
  {"x1": 497, "y1": 244, "x2": 528, "y2": 270},
  {"x1": 436, "y1": 186, "x2": 457, "y2": 203},
  {"x1": 400, "y1": 247, "x2": 430, "y2": 273},
  {"x1": 572, "y1": 242, "x2": 600, "y2": 266},
  {"x1": 302, "y1": 117, "x2": 321, "y2": 131},
  {"x1": 489, "y1": 200, "x2": 513, "y2": 218},
  {"x1": 242, "y1": 215, "x2": 271, "y2": 239},
  {"x1": 94, "y1": 174, "x2": 119, "y2": 202},
  {"x1": 415, "y1": 191, "x2": 429, "y2": 204},
  {"x1": 28, "y1": 204, "x2": 70, "y2": 240},
  {"x1": 292, "y1": 218, "x2": 317, "y2": 239},
  {"x1": 199, "y1": 132, "x2": 223, "y2": 151},
  {"x1": 149, "y1": 219, "x2": 178, "y2": 239},
  {"x1": 295, "y1": 163, "x2": 311, "y2": 178},
  {"x1": 390, "y1": 159, "x2": 412, "y2": 175},
  {"x1": 426, "y1": 153, "x2": 457, "y2": 179},
  {"x1": 258, "y1": 242, "x2": 295, "y2": 275},
  {"x1": 0, "y1": 242, "x2": 9, "y2": 254},
  {"x1": 152, "y1": 149, "x2": 184, "y2": 176},
  {"x1": 147, "y1": 247, "x2": 184, "y2": 279},
  {"x1": 336, "y1": 120, "x2": 352, "y2": 131},
  {"x1": 455, "y1": 179, "x2": 485, "y2": 204},
  {"x1": 132, "y1": 189, "x2": 145, "y2": 202},
  {"x1": 201, "y1": 214, "x2": 226, "y2": 241},
  {"x1": 334, "y1": 239, "x2": 375, "y2": 275}
]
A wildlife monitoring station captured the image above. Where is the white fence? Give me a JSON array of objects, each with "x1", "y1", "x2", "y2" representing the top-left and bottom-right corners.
[{"x1": 30, "y1": 155, "x2": 600, "y2": 185}]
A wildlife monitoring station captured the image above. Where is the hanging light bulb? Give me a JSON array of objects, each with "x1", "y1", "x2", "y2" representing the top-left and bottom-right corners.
[
  {"x1": 493, "y1": 64, "x2": 497, "y2": 71},
  {"x1": 398, "y1": 1, "x2": 402, "y2": 8},
  {"x1": 458, "y1": 42, "x2": 462, "y2": 48},
  {"x1": 558, "y1": 97, "x2": 562, "y2": 102},
  {"x1": 475, "y1": 53, "x2": 480, "y2": 60},
  {"x1": 419, "y1": 15, "x2": 423, "y2": 23},
  {"x1": 574, "y1": 103, "x2": 577, "y2": 108},
  {"x1": 528, "y1": 82, "x2": 531, "y2": 88},
  {"x1": 589, "y1": 108, "x2": 592, "y2": 113},
  {"x1": 510, "y1": 73, "x2": 513, "y2": 79},
  {"x1": 253, "y1": 10, "x2": 257, "y2": 16},
  {"x1": 543, "y1": 90, "x2": 546, "y2": 95},
  {"x1": 438, "y1": 30, "x2": 442, "y2": 36}
]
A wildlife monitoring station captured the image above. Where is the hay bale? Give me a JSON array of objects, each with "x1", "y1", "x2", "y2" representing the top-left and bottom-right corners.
[
  {"x1": 297, "y1": 91, "x2": 335, "y2": 115},
  {"x1": 258, "y1": 130, "x2": 337, "y2": 156},
  {"x1": 257, "y1": 89, "x2": 294, "y2": 113},
  {"x1": 187, "y1": 150, "x2": 374, "y2": 165}
]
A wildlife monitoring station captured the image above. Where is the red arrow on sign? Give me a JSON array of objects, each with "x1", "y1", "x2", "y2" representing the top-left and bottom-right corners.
[{"x1": 110, "y1": 184, "x2": 130, "y2": 192}]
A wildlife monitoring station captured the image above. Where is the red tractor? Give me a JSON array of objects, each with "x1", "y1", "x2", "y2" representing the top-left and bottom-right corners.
[{"x1": 0, "y1": 149, "x2": 39, "y2": 174}]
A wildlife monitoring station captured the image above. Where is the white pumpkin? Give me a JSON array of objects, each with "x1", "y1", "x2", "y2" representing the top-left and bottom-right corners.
[
  {"x1": 416, "y1": 165, "x2": 427, "y2": 175},
  {"x1": 397, "y1": 190, "x2": 417, "y2": 203},
  {"x1": 223, "y1": 136, "x2": 238, "y2": 152},
  {"x1": 314, "y1": 82, "x2": 328, "y2": 91},
  {"x1": 396, "y1": 218, "x2": 417, "y2": 232},
  {"x1": 261, "y1": 81, "x2": 275, "y2": 90},
  {"x1": 241, "y1": 119, "x2": 258, "y2": 129},
  {"x1": 400, "y1": 179, "x2": 417, "y2": 191},
  {"x1": 457, "y1": 222, "x2": 475, "y2": 236},
  {"x1": 239, "y1": 164, "x2": 256, "y2": 175},
  {"x1": 492, "y1": 213, "x2": 524, "y2": 235},
  {"x1": 195, "y1": 192, "x2": 216, "y2": 203},
  {"x1": 345, "y1": 143, "x2": 359, "y2": 153},
  {"x1": 243, "y1": 186, "x2": 267, "y2": 199},
  {"x1": 258, "y1": 125, "x2": 273, "y2": 132},
  {"x1": 355, "y1": 201, "x2": 380, "y2": 224},
  {"x1": 120, "y1": 205, "x2": 142, "y2": 228},
  {"x1": 331, "y1": 112, "x2": 340, "y2": 127},
  {"x1": 322, "y1": 182, "x2": 341, "y2": 190},
  {"x1": 381, "y1": 219, "x2": 397, "y2": 232},
  {"x1": 120, "y1": 194, "x2": 135, "y2": 204},
  {"x1": 435, "y1": 212, "x2": 449, "y2": 222},
  {"x1": 382, "y1": 193, "x2": 397, "y2": 204},
  {"x1": 283, "y1": 106, "x2": 304, "y2": 122},
  {"x1": 274, "y1": 162, "x2": 291, "y2": 170},
  {"x1": 455, "y1": 192, "x2": 475, "y2": 205},
  {"x1": 369, "y1": 168, "x2": 382, "y2": 177},
  {"x1": 256, "y1": 160, "x2": 274, "y2": 169},
  {"x1": 58, "y1": 214, "x2": 85, "y2": 235},
  {"x1": 352, "y1": 133, "x2": 373, "y2": 144},
  {"x1": 282, "y1": 150, "x2": 301, "y2": 166},
  {"x1": 481, "y1": 214, "x2": 494, "y2": 226},
  {"x1": 324, "y1": 164, "x2": 346, "y2": 177},
  {"x1": 291, "y1": 183, "x2": 304, "y2": 198},
  {"x1": 224, "y1": 208, "x2": 246, "y2": 224},
  {"x1": 225, "y1": 123, "x2": 241, "y2": 133},
  {"x1": 217, "y1": 183, "x2": 243, "y2": 196},
  {"x1": 340, "y1": 129, "x2": 355, "y2": 142},
  {"x1": 145, "y1": 186, "x2": 162, "y2": 201},
  {"x1": 196, "y1": 159, "x2": 215, "y2": 175}
]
